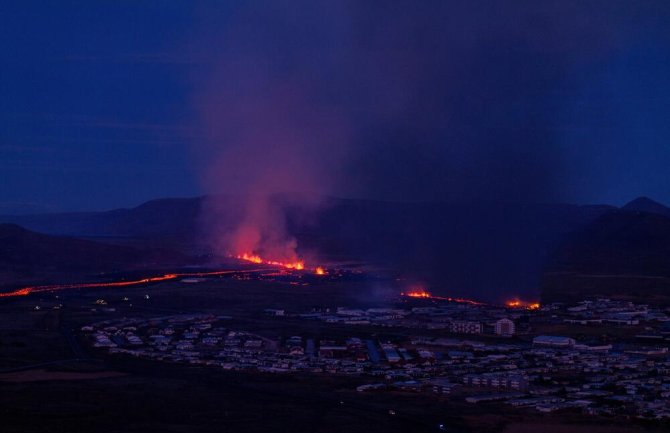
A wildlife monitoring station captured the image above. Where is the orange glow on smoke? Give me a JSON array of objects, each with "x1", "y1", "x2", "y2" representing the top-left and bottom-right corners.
[
  {"x1": 506, "y1": 298, "x2": 540, "y2": 310},
  {"x1": 315, "y1": 267, "x2": 326, "y2": 275},
  {"x1": 236, "y1": 252, "x2": 305, "y2": 270}
]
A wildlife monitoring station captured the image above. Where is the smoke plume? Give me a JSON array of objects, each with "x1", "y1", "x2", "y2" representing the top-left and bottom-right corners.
[
  {"x1": 191, "y1": 3, "x2": 351, "y2": 260},
  {"x1": 188, "y1": 1, "x2": 658, "y2": 261}
]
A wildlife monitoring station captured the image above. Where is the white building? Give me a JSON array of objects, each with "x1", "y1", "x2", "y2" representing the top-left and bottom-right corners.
[{"x1": 495, "y1": 318, "x2": 515, "y2": 336}]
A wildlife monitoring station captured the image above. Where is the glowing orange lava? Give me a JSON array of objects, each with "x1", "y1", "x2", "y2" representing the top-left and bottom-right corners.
[
  {"x1": 238, "y1": 253, "x2": 263, "y2": 264},
  {"x1": 0, "y1": 254, "x2": 330, "y2": 300},
  {"x1": 0, "y1": 269, "x2": 259, "y2": 299},
  {"x1": 404, "y1": 289, "x2": 432, "y2": 298},
  {"x1": 236, "y1": 252, "x2": 305, "y2": 270},
  {"x1": 401, "y1": 289, "x2": 485, "y2": 306},
  {"x1": 505, "y1": 299, "x2": 540, "y2": 310},
  {"x1": 0, "y1": 287, "x2": 32, "y2": 298}
]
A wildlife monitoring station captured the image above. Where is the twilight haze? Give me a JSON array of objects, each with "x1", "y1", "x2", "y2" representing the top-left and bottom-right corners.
[{"x1": 1, "y1": 1, "x2": 669, "y2": 213}]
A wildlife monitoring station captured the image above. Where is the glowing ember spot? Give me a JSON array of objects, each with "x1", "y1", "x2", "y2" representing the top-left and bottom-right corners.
[
  {"x1": 505, "y1": 299, "x2": 540, "y2": 310},
  {"x1": 315, "y1": 267, "x2": 326, "y2": 275}
]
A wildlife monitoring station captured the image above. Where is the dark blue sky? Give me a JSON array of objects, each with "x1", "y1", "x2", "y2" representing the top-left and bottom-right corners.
[{"x1": 1, "y1": 1, "x2": 669, "y2": 213}]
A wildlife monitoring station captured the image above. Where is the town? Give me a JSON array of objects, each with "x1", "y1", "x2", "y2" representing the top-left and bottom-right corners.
[{"x1": 82, "y1": 296, "x2": 670, "y2": 421}]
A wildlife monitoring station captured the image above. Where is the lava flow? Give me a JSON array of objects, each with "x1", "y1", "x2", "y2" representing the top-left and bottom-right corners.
[
  {"x1": 0, "y1": 254, "x2": 330, "y2": 299},
  {"x1": 236, "y1": 253, "x2": 305, "y2": 270},
  {"x1": 401, "y1": 289, "x2": 484, "y2": 306},
  {"x1": 0, "y1": 269, "x2": 257, "y2": 299},
  {"x1": 404, "y1": 289, "x2": 432, "y2": 298},
  {"x1": 505, "y1": 298, "x2": 541, "y2": 310},
  {"x1": 0, "y1": 287, "x2": 31, "y2": 298},
  {"x1": 234, "y1": 253, "x2": 330, "y2": 275}
]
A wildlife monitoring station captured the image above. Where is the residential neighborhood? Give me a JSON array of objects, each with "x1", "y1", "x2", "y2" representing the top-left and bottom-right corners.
[{"x1": 83, "y1": 296, "x2": 670, "y2": 420}]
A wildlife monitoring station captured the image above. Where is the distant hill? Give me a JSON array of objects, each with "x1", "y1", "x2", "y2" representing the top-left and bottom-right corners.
[
  {"x1": 541, "y1": 204, "x2": 670, "y2": 305},
  {"x1": 622, "y1": 196, "x2": 670, "y2": 218},
  {"x1": 0, "y1": 196, "x2": 614, "y2": 301},
  {"x1": 0, "y1": 196, "x2": 202, "y2": 238},
  {"x1": 0, "y1": 197, "x2": 205, "y2": 255},
  {"x1": 0, "y1": 223, "x2": 187, "y2": 282}
]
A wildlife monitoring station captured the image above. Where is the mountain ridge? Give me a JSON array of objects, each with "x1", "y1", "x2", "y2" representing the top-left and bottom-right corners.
[
  {"x1": 0, "y1": 195, "x2": 618, "y2": 301},
  {"x1": 541, "y1": 206, "x2": 670, "y2": 304},
  {"x1": 0, "y1": 223, "x2": 189, "y2": 284},
  {"x1": 622, "y1": 196, "x2": 670, "y2": 218}
]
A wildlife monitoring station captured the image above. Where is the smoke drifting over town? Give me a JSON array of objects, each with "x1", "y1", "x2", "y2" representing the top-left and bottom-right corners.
[{"x1": 190, "y1": 1, "x2": 669, "y2": 261}]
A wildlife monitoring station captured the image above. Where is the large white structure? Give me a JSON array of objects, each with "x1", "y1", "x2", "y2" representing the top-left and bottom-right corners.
[{"x1": 494, "y1": 318, "x2": 515, "y2": 336}]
